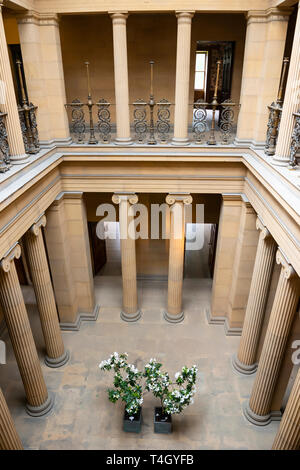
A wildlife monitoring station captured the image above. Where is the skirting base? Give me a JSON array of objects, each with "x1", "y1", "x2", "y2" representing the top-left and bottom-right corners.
[
  {"x1": 205, "y1": 309, "x2": 242, "y2": 336},
  {"x1": 232, "y1": 353, "x2": 257, "y2": 375},
  {"x1": 243, "y1": 401, "x2": 282, "y2": 426},
  {"x1": 26, "y1": 392, "x2": 54, "y2": 417},
  {"x1": 45, "y1": 350, "x2": 70, "y2": 368},
  {"x1": 60, "y1": 305, "x2": 100, "y2": 331},
  {"x1": 120, "y1": 309, "x2": 142, "y2": 322},
  {"x1": 163, "y1": 310, "x2": 184, "y2": 324}
]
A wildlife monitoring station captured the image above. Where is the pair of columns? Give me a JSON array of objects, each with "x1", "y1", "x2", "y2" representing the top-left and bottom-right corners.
[
  {"x1": 112, "y1": 192, "x2": 192, "y2": 322},
  {"x1": 232, "y1": 216, "x2": 299, "y2": 426},
  {"x1": 0, "y1": 215, "x2": 69, "y2": 417},
  {"x1": 90, "y1": 10, "x2": 194, "y2": 146}
]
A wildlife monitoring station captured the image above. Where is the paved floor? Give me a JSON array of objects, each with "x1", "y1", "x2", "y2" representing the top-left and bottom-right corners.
[{"x1": 0, "y1": 275, "x2": 279, "y2": 450}]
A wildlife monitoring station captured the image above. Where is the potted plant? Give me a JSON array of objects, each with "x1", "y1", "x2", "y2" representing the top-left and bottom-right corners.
[
  {"x1": 144, "y1": 358, "x2": 198, "y2": 434},
  {"x1": 99, "y1": 352, "x2": 143, "y2": 433}
]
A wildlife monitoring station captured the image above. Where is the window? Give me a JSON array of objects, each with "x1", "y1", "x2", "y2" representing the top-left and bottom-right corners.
[{"x1": 194, "y1": 51, "x2": 208, "y2": 93}]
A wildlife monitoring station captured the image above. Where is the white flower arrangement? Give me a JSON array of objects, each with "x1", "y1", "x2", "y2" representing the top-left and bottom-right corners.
[{"x1": 99, "y1": 352, "x2": 143, "y2": 416}]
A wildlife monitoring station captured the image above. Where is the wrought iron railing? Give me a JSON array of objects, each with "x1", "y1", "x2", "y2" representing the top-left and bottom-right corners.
[
  {"x1": 132, "y1": 98, "x2": 172, "y2": 144},
  {"x1": 289, "y1": 110, "x2": 300, "y2": 168},
  {"x1": 16, "y1": 60, "x2": 40, "y2": 154},
  {"x1": 0, "y1": 112, "x2": 10, "y2": 172}
]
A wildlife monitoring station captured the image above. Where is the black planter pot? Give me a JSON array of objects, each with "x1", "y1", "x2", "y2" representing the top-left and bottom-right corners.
[
  {"x1": 154, "y1": 407, "x2": 172, "y2": 434},
  {"x1": 123, "y1": 407, "x2": 142, "y2": 433}
]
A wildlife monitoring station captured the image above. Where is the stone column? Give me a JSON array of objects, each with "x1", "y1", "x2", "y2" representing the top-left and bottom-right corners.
[
  {"x1": 0, "y1": 244, "x2": 53, "y2": 417},
  {"x1": 272, "y1": 368, "x2": 300, "y2": 450},
  {"x1": 273, "y1": 3, "x2": 300, "y2": 165},
  {"x1": 172, "y1": 11, "x2": 194, "y2": 146},
  {"x1": 24, "y1": 214, "x2": 69, "y2": 368},
  {"x1": 232, "y1": 217, "x2": 276, "y2": 374},
  {"x1": 0, "y1": 388, "x2": 23, "y2": 450},
  {"x1": 0, "y1": 1, "x2": 27, "y2": 163},
  {"x1": 112, "y1": 192, "x2": 140, "y2": 321},
  {"x1": 109, "y1": 12, "x2": 132, "y2": 145},
  {"x1": 17, "y1": 11, "x2": 70, "y2": 145},
  {"x1": 236, "y1": 8, "x2": 290, "y2": 146},
  {"x1": 164, "y1": 193, "x2": 193, "y2": 323},
  {"x1": 244, "y1": 249, "x2": 299, "y2": 426}
]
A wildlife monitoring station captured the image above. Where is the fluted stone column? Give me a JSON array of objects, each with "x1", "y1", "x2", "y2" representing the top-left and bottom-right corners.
[
  {"x1": 0, "y1": 388, "x2": 23, "y2": 450},
  {"x1": 273, "y1": 2, "x2": 300, "y2": 165},
  {"x1": 0, "y1": 1, "x2": 27, "y2": 163},
  {"x1": 0, "y1": 243, "x2": 53, "y2": 417},
  {"x1": 112, "y1": 193, "x2": 140, "y2": 321},
  {"x1": 232, "y1": 217, "x2": 276, "y2": 374},
  {"x1": 172, "y1": 11, "x2": 194, "y2": 146},
  {"x1": 164, "y1": 193, "x2": 193, "y2": 323},
  {"x1": 24, "y1": 214, "x2": 69, "y2": 368},
  {"x1": 244, "y1": 249, "x2": 299, "y2": 426},
  {"x1": 110, "y1": 12, "x2": 132, "y2": 145},
  {"x1": 272, "y1": 368, "x2": 300, "y2": 450}
]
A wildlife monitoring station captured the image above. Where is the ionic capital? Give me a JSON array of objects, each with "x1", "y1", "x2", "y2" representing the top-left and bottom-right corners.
[
  {"x1": 256, "y1": 216, "x2": 271, "y2": 240},
  {"x1": 0, "y1": 243, "x2": 21, "y2": 273},
  {"x1": 166, "y1": 193, "x2": 193, "y2": 206},
  {"x1": 109, "y1": 11, "x2": 129, "y2": 23},
  {"x1": 276, "y1": 248, "x2": 296, "y2": 280},
  {"x1": 175, "y1": 11, "x2": 195, "y2": 23},
  {"x1": 112, "y1": 192, "x2": 138, "y2": 205},
  {"x1": 30, "y1": 214, "x2": 46, "y2": 237}
]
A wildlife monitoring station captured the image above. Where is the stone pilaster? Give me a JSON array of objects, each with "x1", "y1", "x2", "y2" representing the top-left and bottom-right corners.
[
  {"x1": 244, "y1": 249, "x2": 299, "y2": 425},
  {"x1": 112, "y1": 192, "x2": 140, "y2": 321},
  {"x1": 164, "y1": 193, "x2": 193, "y2": 323},
  {"x1": 236, "y1": 8, "x2": 290, "y2": 146},
  {"x1": 17, "y1": 11, "x2": 70, "y2": 144},
  {"x1": 273, "y1": 3, "x2": 300, "y2": 165},
  {"x1": 232, "y1": 217, "x2": 276, "y2": 374},
  {"x1": 172, "y1": 11, "x2": 194, "y2": 146},
  {"x1": 0, "y1": 1, "x2": 27, "y2": 163},
  {"x1": 0, "y1": 388, "x2": 23, "y2": 450},
  {"x1": 272, "y1": 368, "x2": 300, "y2": 450},
  {"x1": 24, "y1": 214, "x2": 69, "y2": 368},
  {"x1": 109, "y1": 12, "x2": 132, "y2": 145},
  {"x1": 0, "y1": 243, "x2": 53, "y2": 417}
]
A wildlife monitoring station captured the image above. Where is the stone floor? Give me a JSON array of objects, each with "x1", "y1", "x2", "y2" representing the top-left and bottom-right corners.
[{"x1": 0, "y1": 275, "x2": 280, "y2": 450}]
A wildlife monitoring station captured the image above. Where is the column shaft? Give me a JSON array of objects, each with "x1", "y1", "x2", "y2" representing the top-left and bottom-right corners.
[
  {"x1": 0, "y1": 244, "x2": 53, "y2": 417},
  {"x1": 233, "y1": 218, "x2": 276, "y2": 374},
  {"x1": 24, "y1": 215, "x2": 69, "y2": 367},
  {"x1": 244, "y1": 249, "x2": 299, "y2": 425},
  {"x1": 110, "y1": 12, "x2": 132, "y2": 144},
  {"x1": 112, "y1": 193, "x2": 140, "y2": 321},
  {"x1": 0, "y1": 2, "x2": 27, "y2": 163},
  {"x1": 272, "y1": 368, "x2": 300, "y2": 450},
  {"x1": 172, "y1": 11, "x2": 194, "y2": 146},
  {"x1": 0, "y1": 388, "x2": 23, "y2": 450},
  {"x1": 164, "y1": 193, "x2": 192, "y2": 323},
  {"x1": 274, "y1": 3, "x2": 300, "y2": 164}
]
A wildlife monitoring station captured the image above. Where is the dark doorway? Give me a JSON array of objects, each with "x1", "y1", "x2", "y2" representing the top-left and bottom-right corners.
[
  {"x1": 88, "y1": 221, "x2": 107, "y2": 276},
  {"x1": 8, "y1": 44, "x2": 28, "y2": 106}
]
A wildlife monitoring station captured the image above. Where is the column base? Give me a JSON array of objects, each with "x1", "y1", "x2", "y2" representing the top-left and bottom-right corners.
[
  {"x1": 171, "y1": 137, "x2": 190, "y2": 147},
  {"x1": 243, "y1": 401, "x2": 281, "y2": 426},
  {"x1": 232, "y1": 353, "x2": 257, "y2": 375},
  {"x1": 114, "y1": 137, "x2": 133, "y2": 146},
  {"x1": 163, "y1": 310, "x2": 184, "y2": 324},
  {"x1": 26, "y1": 392, "x2": 54, "y2": 417},
  {"x1": 10, "y1": 153, "x2": 29, "y2": 165},
  {"x1": 120, "y1": 309, "x2": 142, "y2": 322},
  {"x1": 272, "y1": 156, "x2": 290, "y2": 167},
  {"x1": 45, "y1": 350, "x2": 70, "y2": 369}
]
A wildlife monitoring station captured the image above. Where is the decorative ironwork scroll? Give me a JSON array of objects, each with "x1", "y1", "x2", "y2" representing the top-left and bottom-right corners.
[
  {"x1": 97, "y1": 99, "x2": 111, "y2": 143},
  {"x1": 133, "y1": 99, "x2": 148, "y2": 143},
  {"x1": 265, "y1": 57, "x2": 289, "y2": 156},
  {"x1": 0, "y1": 112, "x2": 10, "y2": 172},
  {"x1": 289, "y1": 111, "x2": 300, "y2": 168},
  {"x1": 220, "y1": 99, "x2": 235, "y2": 144},
  {"x1": 16, "y1": 60, "x2": 39, "y2": 154},
  {"x1": 69, "y1": 99, "x2": 86, "y2": 143},
  {"x1": 193, "y1": 99, "x2": 208, "y2": 144},
  {"x1": 156, "y1": 99, "x2": 171, "y2": 143}
]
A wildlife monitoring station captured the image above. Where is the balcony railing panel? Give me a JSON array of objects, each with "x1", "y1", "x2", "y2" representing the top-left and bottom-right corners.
[{"x1": 0, "y1": 112, "x2": 11, "y2": 173}]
